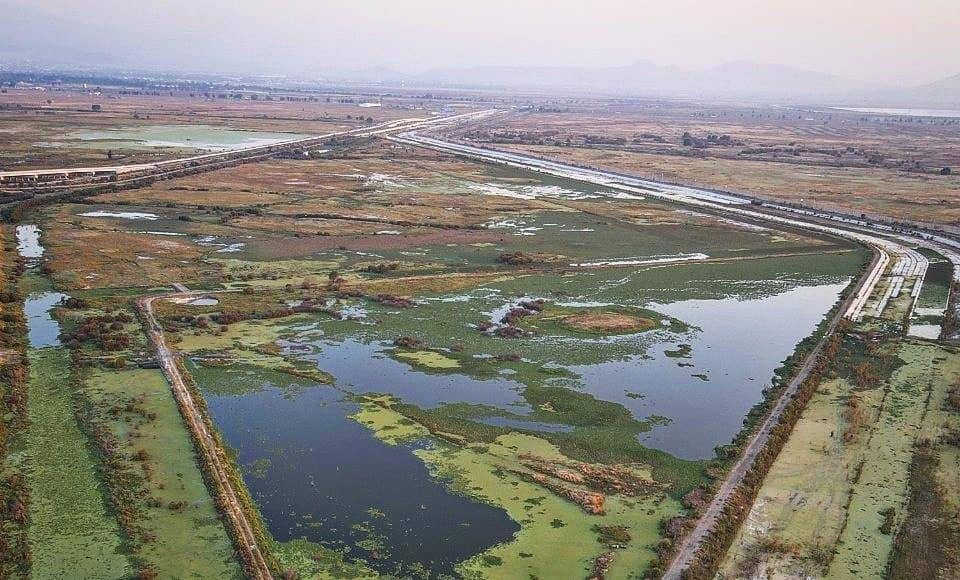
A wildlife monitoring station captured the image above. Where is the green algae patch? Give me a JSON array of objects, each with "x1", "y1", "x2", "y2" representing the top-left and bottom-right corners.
[
  {"x1": 352, "y1": 401, "x2": 683, "y2": 580},
  {"x1": 23, "y1": 348, "x2": 131, "y2": 580},
  {"x1": 83, "y1": 367, "x2": 242, "y2": 579},
  {"x1": 352, "y1": 395, "x2": 431, "y2": 446},
  {"x1": 394, "y1": 349, "x2": 462, "y2": 370},
  {"x1": 827, "y1": 341, "x2": 955, "y2": 579},
  {"x1": 273, "y1": 538, "x2": 379, "y2": 580},
  {"x1": 176, "y1": 315, "x2": 334, "y2": 385}
]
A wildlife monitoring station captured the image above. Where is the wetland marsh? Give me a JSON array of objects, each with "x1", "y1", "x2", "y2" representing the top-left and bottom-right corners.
[
  {"x1": 175, "y1": 247, "x2": 862, "y2": 577},
  {"x1": 10, "y1": 137, "x2": 869, "y2": 579}
]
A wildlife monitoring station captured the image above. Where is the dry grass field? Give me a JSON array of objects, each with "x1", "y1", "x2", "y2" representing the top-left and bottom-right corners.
[{"x1": 462, "y1": 103, "x2": 960, "y2": 227}]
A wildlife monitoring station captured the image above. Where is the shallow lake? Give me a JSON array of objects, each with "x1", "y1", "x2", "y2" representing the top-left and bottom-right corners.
[
  {"x1": 69, "y1": 125, "x2": 308, "y2": 152},
  {"x1": 195, "y1": 257, "x2": 854, "y2": 572},
  {"x1": 197, "y1": 366, "x2": 519, "y2": 575}
]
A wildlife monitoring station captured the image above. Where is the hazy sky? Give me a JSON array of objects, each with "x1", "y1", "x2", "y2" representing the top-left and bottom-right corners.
[{"x1": 9, "y1": 0, "x2": 960, "y2": 85}]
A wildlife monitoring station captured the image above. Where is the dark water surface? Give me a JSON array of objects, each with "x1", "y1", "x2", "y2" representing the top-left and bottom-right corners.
[
  {"x1": 200, "y1": 369, "x2": 518, "y2": 575},
  {"x1": 584, "y1": 282, "x2": 848, "y2": 458}
]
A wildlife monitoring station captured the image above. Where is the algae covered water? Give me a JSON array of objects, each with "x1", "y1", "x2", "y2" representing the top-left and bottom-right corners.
[
  {"x1": 192, "y1": 249, "x2": 861, "y2": 574},
  {"x1": 198, "y1": 365, "x2": 519, "y2": 575}
]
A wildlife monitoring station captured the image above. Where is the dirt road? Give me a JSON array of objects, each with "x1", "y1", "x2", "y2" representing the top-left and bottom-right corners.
[
  {"x1": 660, "y1": 248, "x2": 880, "y2": 579},
  {"x1": 137, "y1": 292, "x2": 274, "y2": 580}
]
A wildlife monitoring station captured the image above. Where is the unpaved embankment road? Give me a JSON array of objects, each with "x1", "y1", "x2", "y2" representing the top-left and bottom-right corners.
[
  {"x1": 138, "y1": 292, "x2": 274, "y2": 580},
  {"x1": 659, "y1": 249, "x2": 879, "y2": 579}
]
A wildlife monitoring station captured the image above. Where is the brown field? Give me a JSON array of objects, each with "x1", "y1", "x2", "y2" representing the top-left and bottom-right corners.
[
  {"x1": 504, "y1": 143, "x2": 960, "y2": 226},
  {"x1": 461, "y1": 103, "x2": 960, "y2": 227},
  {"x1": 32, "y1": 131, "x2": 838, "y2": 292},
  {"x1": 561, "y1": 311, "x2": 653, "y2": 333},
  {"x1": 476, "y1": 105, "x2": 960, "y2": 171}
]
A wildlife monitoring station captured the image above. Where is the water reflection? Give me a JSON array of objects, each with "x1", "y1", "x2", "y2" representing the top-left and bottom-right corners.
[
  {"x1": 16, "y1": 224, "x2": 43, "y2": 259},
  {"x1": 24, "y1": 292, "x2": 68, "y2": 348},
  {"x1": 616, "y1": 282, "x2": 847, "y2": 458},
  {"x1": 291, "y1": 338, "x2": 528, "y2": 410}
]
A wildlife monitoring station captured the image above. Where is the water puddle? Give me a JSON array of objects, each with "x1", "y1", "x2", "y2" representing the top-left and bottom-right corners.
[
  {"x1": 70, "y1": 125, "x2": 307, "y2": 151},
  {"x1": 189, "y1": 297, "x2": 219, "y2": 306},
  {"x1": 15, "y1": 225, "x2": 43, "y2": 259},
  {"x1": 24, "y1": 292, "x2": 68, "y2": 348},
  {"x1": 17, "y1": 224, "x2": 69, "y2": 347},
  {"x1": 79, "y1": 211, "x2": 159, "y2": 220}
]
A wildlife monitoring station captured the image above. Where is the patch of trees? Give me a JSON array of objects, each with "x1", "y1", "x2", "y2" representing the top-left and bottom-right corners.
[
  {"x1": 0, "y1": 250, "x2": 29, "y2": 577},
  {"x1": 393, "y1": 336, "x2": 423, "y2": 349},
  {"x1": 842, "y1": 393, "x2": 869, "y2": 443},
  {"x1": 879, "y1": 506, "x2": 896, "y2": 534},
  {"x1": 584, "y1": 134, "x2": 627, "y2": 146},
  {"x1": 632, "y1": 133, "x2": 666, "y2": 144},
  {"x1": 361, "y1": 262, "x2": 399, "y2": 274},
  {"x1": 477, "y1": 298, "x2": 544, "y2": 339},
  {"x1": 61, "y1": 297, "x2": 89, "y2": 309},
  {"x1": 62, "y1": 312, "x2": 133, "y2": 352},
  {"x1": 211, "y1": 308, "x2": 295, "y2": 326},
  {"x1": 681, "y1": 132, "x2": 742, "y2": 148},
  {"x1": 497, "y1": 251, "x2": 555, "y2": 266},
  {"x1": 941, "y1": 282, "x2": 959, "y2": 339},
  {"x1": 945, "y1": 379, "x2": 960, "y2": 413}
]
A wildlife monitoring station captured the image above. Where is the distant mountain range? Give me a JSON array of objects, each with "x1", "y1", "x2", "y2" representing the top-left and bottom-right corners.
[
  {"x1": 1, "y1": 0, "x2": 957, "y2": 107},
  {"x1": 308, "y1": 62, "x2": 960, "y2": 107},
  {"x1": 415, "y1": 60, "x2": 878, "y2": 101},
  {"x1": 892, "y1": 73, "x2": 960, "y2": 107}
]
